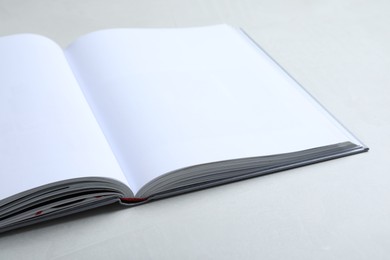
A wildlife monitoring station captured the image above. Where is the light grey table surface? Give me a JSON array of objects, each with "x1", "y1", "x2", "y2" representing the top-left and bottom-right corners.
[{"x1": 0, "y1": 0, "x2": 389, "y2": 259}]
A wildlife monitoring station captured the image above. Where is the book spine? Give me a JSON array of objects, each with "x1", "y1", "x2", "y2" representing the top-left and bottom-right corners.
[{"x1": 120, "y1": 197, "x2": 147, "y2": 203}]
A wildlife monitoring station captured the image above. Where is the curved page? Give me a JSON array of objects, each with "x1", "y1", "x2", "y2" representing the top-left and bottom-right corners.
[
  {"x1": 65, "y1": 25, "x2": 357, "y2": 194},
  {"x1": 0, "y1": 34, "x2": 128, "y2": 201}
]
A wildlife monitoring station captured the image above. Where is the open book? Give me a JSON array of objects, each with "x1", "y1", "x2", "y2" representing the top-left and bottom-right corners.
[{"x1": 0, "y1": 25, "x2": 367, "y2": 232}]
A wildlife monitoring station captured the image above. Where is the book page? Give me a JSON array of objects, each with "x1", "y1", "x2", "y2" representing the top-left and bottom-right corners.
[
  {"x1": 65, "y1": 25, "x2": 354, "y2": 194},
  {"x1": 0, "y1": 34, "x2": 128, "y2": 201}
]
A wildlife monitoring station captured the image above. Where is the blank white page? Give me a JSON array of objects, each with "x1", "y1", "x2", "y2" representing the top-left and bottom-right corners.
[
  {"x1": 65, "y1": 25, "x2": 354, "y2": 194},
  {"x1": 0, "y1": 34, "x2": 127, "y2": 201}
]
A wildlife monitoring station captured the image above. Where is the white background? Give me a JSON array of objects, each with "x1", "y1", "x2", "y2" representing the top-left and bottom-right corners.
[{"x1": 0, "y1": 0, "x2": 389, "y2": 259}]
